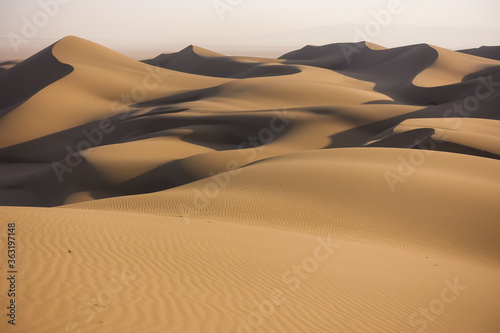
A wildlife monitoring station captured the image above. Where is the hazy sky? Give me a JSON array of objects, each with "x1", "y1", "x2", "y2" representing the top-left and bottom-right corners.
[{"x1": 1, "y1": 0, "x2": 500, "y2": 60}]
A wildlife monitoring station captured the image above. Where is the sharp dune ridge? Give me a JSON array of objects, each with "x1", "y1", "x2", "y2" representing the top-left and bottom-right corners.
[
  {"x1": 1, "y1": 35, "x2": 500, "y2": 332},
  {"x1": 142, "y1": 44, "x2": 301, "y2": 79}
]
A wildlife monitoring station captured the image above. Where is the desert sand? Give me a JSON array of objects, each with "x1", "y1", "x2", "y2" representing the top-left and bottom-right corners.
[{"x1": 0, "y1": 36, "x2": 499, "y2": 332}]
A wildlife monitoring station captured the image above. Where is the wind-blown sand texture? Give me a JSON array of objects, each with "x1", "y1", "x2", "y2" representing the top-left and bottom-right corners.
[{"x1": 1, "y1": 36, "x2": 500, "y2": 332}]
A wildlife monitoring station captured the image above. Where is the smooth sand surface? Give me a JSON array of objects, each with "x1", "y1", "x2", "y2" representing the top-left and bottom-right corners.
[
  {"x1": 413, "y1": 45, "x2": 500, "y2": 87},
  {"x1": 1, "y1": 36, "x2": 500, "y2": 332}
]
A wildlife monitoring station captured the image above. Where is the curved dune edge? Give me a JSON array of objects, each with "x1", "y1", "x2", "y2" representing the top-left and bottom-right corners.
[
  {"x1": 66, "y1": 147, "x2": 500, "y2": 266},
  {"x1": 1, "y1": 206, "x2": 499, "y2": 333},
  {"x1": 412, "y1": 45, "x2": 500, "y2": 87},
  {"x1": 365, "y1": 41, "x2": 387, "y2": 50},
  {"x1": 81, "y1": 134, "x2": 215, "y2": 184},
  {"x1": 394, "y1": 118, "x2": 500, "y2": 156},
  {"x1": 0, "y1": 60, "x2": 23, "y2": 70},
  {"x1": 0, "y1": 43, "x2": 73, "y2": 112},
  {"x1": 183, "y1": 45, "x2": 225, "y2": 57}
]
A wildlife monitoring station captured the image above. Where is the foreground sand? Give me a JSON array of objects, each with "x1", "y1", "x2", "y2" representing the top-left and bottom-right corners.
[
  {"x1": 1, "y1": 36, "x2": 500, "y2": 332},
  {"x1": 2, "y1": 207, "x2": 500, "y2": 333}
]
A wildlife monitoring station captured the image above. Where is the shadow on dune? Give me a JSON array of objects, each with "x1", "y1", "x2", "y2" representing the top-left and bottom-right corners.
[
  {"x1": 326, "y1": 87, "x2": 500, "y2": 160},
  {"x1": 282, "y1": 42, "x2": 433, "y2": 104},
  {"x1": 143, "y1": 45, "x2": 301, "y2": 78},
  {"x1": 279, "y1": 42, "x2": 500, "y2": 155},
  {"x1": 134, "y1": 86, "x2": 222, "y2": 107},
  {"x1": 459, "y1": 46, "x2": 500, "y2": 61},
  {"x1": 0, "y1": 43, "x2": 73, "y2": 116},
  {"x1": 0, "y1": 160, "x2": 107, "y2": 206},
  {"x1": 280, "y1": 42, "x2": 500, "y2": 106},
  {"x1": 366, "y1": 128, "x2": 436, "y2": 148},
  {"x1": 0, "y1": 106, "x2": 291, "y2": 205}
]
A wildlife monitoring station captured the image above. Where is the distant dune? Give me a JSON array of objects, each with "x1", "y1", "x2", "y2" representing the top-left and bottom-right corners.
[
  {"x1": 459, "y1": 46, "x2": 500, "y2": 61},
  {"x1": 142, "y1": 45, "x2": 301, "y2": 78},
  {"x1": 1, "y1": 36, "x2": 499, "y2": 332}
]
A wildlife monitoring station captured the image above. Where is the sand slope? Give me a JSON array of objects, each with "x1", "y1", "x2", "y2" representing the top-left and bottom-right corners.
[
  {"x1": 1, "y1": 206, "x2": 499, "y2": 333},
  {"x1": 67, "y1": 147, "x2": 500, "y2": 265},
  {"x1": 413, "y1": 45, "x2": 500, "y2": 87}
]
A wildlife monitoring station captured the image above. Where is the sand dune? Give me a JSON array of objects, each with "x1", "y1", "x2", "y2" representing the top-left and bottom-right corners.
[
  {"x1": 1, "y1": 36, "x2": 500, "y2": 332},
  {"x1": 459, "y1": 45, "x2": 500, "y2": 61},
  {"x1": 67, "y1": 147, "x2": 500, "y2": 264},
  {"x1": 392, "y1": 118, "x2": 500, "y2": 157},
  {"x1": 280, "y1": 42, "x2": 500, "y2": 106},
  {"x1": 0, "y1": 36, "x2": 228, "y2": 149},
  {"x1": 0, "y1": 45, "x2": 72, "y2": 114},
  {"x1": 142, "y1": 45, "x2": 300, "y2": 78},
  {"x1": 413, "y1": 45, "x2": 500, "y2": 87}
]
